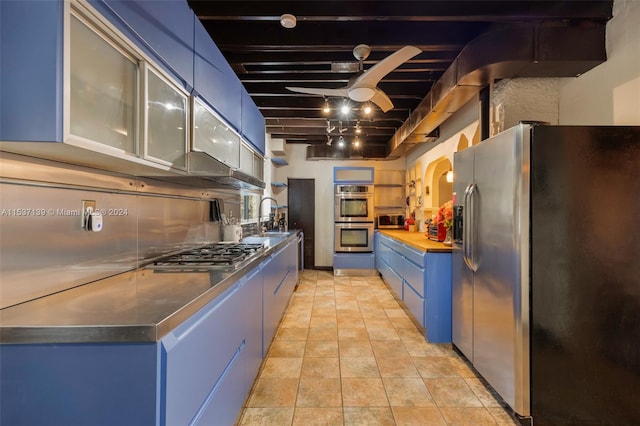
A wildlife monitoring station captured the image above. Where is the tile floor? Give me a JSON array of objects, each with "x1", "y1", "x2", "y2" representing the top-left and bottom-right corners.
[{"x1": 237, "y1": 270, "x2": 518, "y2": 426}]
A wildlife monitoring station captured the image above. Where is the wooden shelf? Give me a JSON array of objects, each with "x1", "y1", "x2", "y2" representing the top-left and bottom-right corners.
[{"x1": 375, "y1": 184, "x2": 403, "y2": 188}]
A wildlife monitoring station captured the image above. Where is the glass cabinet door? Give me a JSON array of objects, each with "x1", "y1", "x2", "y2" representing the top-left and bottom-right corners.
[
  {"x1": 192, "y1": 99, "x2": 240, "y2": 169},
  {"x1": 145, "y1": 68, "x2": 188, "y2": 170},
  {"x1": 69, "y1": 14, "x2": 137, "y2": 153}
]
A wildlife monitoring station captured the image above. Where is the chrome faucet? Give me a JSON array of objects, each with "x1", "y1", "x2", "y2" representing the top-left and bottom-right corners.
[{"x1": 258, "y1": 196, "x2": 278, "y2": 233}]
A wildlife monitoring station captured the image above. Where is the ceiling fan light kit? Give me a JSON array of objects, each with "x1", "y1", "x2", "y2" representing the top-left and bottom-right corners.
[{"x1": 286, "y1": 44, "x2": 422, "y2": 113}]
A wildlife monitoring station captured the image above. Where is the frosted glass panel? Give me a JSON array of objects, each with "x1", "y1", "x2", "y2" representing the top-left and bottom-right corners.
[
  {"x1": 193, "y1": 101, "x2": 240, "y2": 168},
  {"x1": 70, "y1": 16, "x2": 136, "y2": 152},
  {"x1": 147, "y1": 71, "x2": 187, "y2": 169}
]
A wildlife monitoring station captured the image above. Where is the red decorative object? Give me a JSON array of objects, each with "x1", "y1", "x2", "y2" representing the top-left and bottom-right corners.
[{"x1": 437, "y1": 222, "x2": 447, "y2": 242}]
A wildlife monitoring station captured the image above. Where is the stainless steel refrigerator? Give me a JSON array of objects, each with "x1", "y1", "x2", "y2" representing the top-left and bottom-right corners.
[{"x1": 452, "y1": 124, "x2": 640, "y2": 425}]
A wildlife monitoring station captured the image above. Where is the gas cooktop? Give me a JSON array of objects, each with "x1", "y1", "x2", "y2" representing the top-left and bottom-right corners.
[{"x1": 150, "y1": 242, "x2": 265, "y2": 271}]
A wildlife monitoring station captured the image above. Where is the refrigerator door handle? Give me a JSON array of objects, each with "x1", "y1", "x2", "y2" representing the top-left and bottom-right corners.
[{"x1": 464, "y1": 184, "x2": 478, "y2": 272}]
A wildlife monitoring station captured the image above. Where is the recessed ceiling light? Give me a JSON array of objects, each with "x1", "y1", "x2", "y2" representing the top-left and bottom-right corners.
[{"x1": 280, "y1": 14, "x2": 297, "y2": 29}]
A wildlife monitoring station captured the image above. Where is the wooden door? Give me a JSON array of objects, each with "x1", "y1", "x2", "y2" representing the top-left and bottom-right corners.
[{"x1": 288, "y1": 178, "x2": 315, "y2": 269}]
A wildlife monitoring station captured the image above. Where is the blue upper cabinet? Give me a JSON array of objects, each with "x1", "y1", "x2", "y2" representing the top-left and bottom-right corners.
[
  {"x1": 0, "y1": 0, "x2": 64, "y2": 142},
  {"x1": 93, "y1": 0, "x2": 195, "y2": 90},
  {"x1": 241, "y1": 88, "x2": 266, "y2": 154},
  {"x1": 193, "y1": 17, "x2": 242, "y2": 135}
]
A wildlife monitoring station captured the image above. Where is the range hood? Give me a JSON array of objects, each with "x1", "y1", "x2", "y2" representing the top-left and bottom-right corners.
[{"x1": 185, "y1": 151, "x2": 265, "y2": 190}]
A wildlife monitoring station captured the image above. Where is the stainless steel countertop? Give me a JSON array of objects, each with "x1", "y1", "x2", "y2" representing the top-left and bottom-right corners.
[{"x1": 0, "y1": 231, "x2": 301, "y2": 345}]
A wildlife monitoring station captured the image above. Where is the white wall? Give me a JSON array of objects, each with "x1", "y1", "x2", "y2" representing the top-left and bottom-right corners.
[{"x1": 559, "y1": 0, "x2": 640, "y2": 125}]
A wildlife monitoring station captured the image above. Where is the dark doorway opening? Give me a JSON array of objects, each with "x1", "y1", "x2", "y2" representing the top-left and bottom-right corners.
[{"x1": 288, "y1": 178, "x2": 315, "y2": 269}]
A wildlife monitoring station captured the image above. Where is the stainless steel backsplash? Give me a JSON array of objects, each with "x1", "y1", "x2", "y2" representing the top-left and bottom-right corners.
[{"x1": 0, "y1": 153, "x2": 235, "y2": 309}]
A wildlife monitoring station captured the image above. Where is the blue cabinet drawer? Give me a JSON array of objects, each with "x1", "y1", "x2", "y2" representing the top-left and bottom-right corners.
[
  {"x1": 161, "y1": 281, "x2": 245, "y2": 426},
  {"x1": 404, "y1": 281, "x2": 425, "y2": 328},
  {"x1": 191, "y1": 342, "x2": 247, "y2": 426},
  {"x1": 399, "y1": 243, "x2": 426, "y2": 268},
  {"x1": 403, "y1": 257, "x2": 425, "y2": 297},
  {"x1": 381, "y1": 260, "x2": 403, "y2": 299},
  {"x1": 388, "y1": 249, "x2": 404, "y2": 277}
]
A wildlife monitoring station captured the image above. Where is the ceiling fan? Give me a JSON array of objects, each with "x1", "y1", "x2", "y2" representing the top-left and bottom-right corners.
[{"x1": 286, "y1": 44, "x2": 421, "y2": 113}]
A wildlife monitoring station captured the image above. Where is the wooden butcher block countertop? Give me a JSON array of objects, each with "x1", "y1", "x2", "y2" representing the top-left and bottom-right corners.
[{"x1": 378, "y1": 229, "x2": 453, "y2": 253}]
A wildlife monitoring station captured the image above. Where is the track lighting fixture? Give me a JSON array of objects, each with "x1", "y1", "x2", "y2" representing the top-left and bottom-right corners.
[
  {"x1": 363, "y1": 103, "x2": 372, "y2": 115},
  {"x1": 355, "y1": 121, "x2": 362, "y2": 134},
  {"x1": 338, "y1": 135, "x2": 345, "y2": 148},
  {"x1": 340, "y1": 102, "x2": 351, "y2": 115},
  {"x1": 322, "y1": 98, "x2": 331, "y2": 114}
]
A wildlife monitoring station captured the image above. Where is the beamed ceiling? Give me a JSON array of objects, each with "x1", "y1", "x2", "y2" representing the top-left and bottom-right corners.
[{"x1": 187, "y1": 1, "x2": 613, "y2": 158}]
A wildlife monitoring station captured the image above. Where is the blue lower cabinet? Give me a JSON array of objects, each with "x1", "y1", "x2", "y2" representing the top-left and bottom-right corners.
[
  {"x1": 425, "y1": 253, "x2": 453, "y2": 343},
  {"x1": 404, "y1": 281, "x2": 425, "y2": 328},
  {"x1": 244, "y1": 267, "x2": 264, "y2": 394},
  {"x1": 375, "y1": 232, "x2": 452, "y2": 343},
  {"x1": 161, "y1": 280, "x2": 246, "y2": 426},
  {"x1": 0, "y1": 342, "x2": 158, "y2": 426},
  {"x1": 0, "y1": 239, "x2": 301, "y2": 425},
  {"x1": 262, "y1": 244, "x2": 294, "y2": 355},
  {"x1": 191, "y1": 342, "x2": 247, "y2": 426}
]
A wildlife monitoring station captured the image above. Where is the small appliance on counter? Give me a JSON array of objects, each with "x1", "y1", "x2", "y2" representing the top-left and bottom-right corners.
[{"x1": 376, "y1": 214, "x2": 404, "y2": 229}]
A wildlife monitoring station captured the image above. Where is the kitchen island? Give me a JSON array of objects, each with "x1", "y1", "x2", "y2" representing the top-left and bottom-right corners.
[
  {"x1": 375, "y1": 230, "x2": 452, "y2": 344},
  {"x1": 0, "y1": 231, "x2": 300, "y2": 426}
]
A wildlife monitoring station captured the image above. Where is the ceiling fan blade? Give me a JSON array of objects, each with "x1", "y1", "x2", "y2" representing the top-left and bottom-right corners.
[
  {"x1": 352, "y1": 45, "x2": 421, "y2": 88},
  {"x1": 370, "y1": 88, "x2": 394, "y2": 113},
  {"x1": 286, "y1": 86, "x2": 349, "y2": 97}
]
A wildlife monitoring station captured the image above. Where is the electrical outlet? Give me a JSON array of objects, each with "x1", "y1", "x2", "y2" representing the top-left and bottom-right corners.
[{"x1": 81, "y1": 200, "x2": 96, "y2": 228}]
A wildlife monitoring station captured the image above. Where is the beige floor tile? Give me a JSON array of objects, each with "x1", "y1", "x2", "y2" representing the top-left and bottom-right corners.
[
  {"x1": 296, "y1": 377, "x2": 342, "y2": 407},
  {"x1": 367, "y1": 326, "x2": 401, "y2": 340},
  {"x1": 275, "y1": 326, "x2": 309, "y2": 341},
  {"x1": 268, "y1": 340, "x2": 306, "y2": 358},
  {"x1": 397, "y1": 327, "x2": 428, "y2": 343},
  {"x1": 338, "y1": 327, "x2": 370, "y2": 340},
  {"x1": 292, "y1": 407, "x2": 344, "y2": 426},
  {"x1": 383, "y1": 377, "x2": 437, "y2": 407},
  {"x1": 384, "y1": 308, "x2": 408, "y2": 318},
  {"x1": 391, "y1": 406, "x2": 447, "y2": 425},
  {"x1": 238, "y1": 407, "x2": 295, "y2": 425},
  {"x1": 340, "y1": 356, "x2": 380, "y2": 377},
  {"x1": 439, "y1": 407, "x2": 498, "y2": 425},
  {"x1": 424, "y1": 377, "x2": 484, "y2": 407},
  {"x1": 307, "y1": 326, "x2": 338, "y2": 341},
  {"x1": 342, "y1": 377, "x2": 389, "y2": 406},
  {"x1": 309, "y1": 315, "x2": 338, "y2": 328},
  {"x1": 371, "y1": 340, "x2": 410, "y2": 358},
  {"x1": 464, "y1": 377, "x2": 504, "y2": 407},
  {"x1": 300, "y1": 357, "x2": 340, "y2": 378},
  {"x1": 404, "y1": 340, "x2": 451, "y2": 357},
  {"x1": 260, "y1": 357, "x2": 303, "y2": 379},
  {"x1": 240, "y1": 272, "x2": 515, "y2": 426},
  {"x1": 364, "y1": 316, "x2": 394, "y2": 328},
  {"x1": 377, "y1": 356, "x2": 420, "y2": 377},
  {"x1": 247, "y1": 378, "x2": 299, "y2": 407},
  {"x1": 339, "y1": 339, "x2": 374, "y2": 357},
  {"x1": 389, "y1": 315, "x2": 420, "y2": 330},
  {"x1": 487, "y1": 407, "x2": 519, "y2": 425},
  {"x1": 450, "y1": 356, "x2": 479, "y2": 378},
  {"x1": 344, "y1": 407, "x2": 396, "y2": 425},
  {"x1": 413, "y1": 356, "x2": 461, "y2": 378},
  {"x1": 305, "y1": 340, "x2": 339, "y2": 357}
]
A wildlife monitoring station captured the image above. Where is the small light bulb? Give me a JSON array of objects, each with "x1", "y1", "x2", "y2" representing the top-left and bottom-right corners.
[
  {"x1": 363, "y1": 104, "x2": 372, "y2": 115},
  {"x1": 341, "y1": 104, "x2": 350, "y2": 115}
]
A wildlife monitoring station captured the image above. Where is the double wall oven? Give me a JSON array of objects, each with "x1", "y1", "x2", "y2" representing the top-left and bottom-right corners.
[{"x1": 334, "y1": 184, "x2": 374, "y2": 252}]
